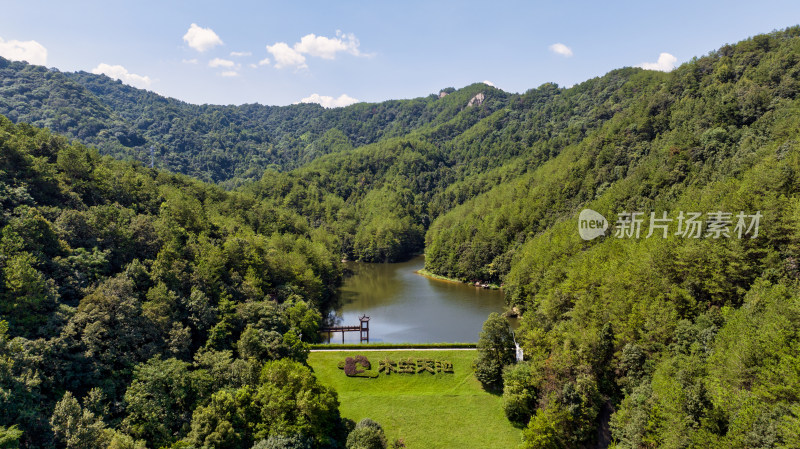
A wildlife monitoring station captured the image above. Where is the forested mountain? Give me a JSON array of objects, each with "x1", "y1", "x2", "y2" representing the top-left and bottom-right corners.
[
  {"x1": 0, "y1": 57, "x2": 508, "y2": 186},
  {"x1": 246, "y1": 69, "x2": 643, "y2": 262},
  {"x1": 428, "y1": 29, "x2": 800, "y2": 448},
  {"x1": 0, "y1": 117, "x2": 348, "y2": 448},
  {"x1": 2, "y1": 25, "x2": 800, "y2": 449},
  {"x1": 244, "y1": 28, "x2": 800, "y2": 447}
]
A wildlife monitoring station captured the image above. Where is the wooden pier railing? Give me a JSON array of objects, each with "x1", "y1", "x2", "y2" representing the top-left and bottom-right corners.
[{"x1": 320, "y1": 315, "x2": 370, "y2": 343}]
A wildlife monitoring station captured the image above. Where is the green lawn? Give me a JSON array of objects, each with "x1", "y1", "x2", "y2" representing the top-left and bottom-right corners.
[{"x1": 308, "y1": 350, "x2": 522, "y2": 449}]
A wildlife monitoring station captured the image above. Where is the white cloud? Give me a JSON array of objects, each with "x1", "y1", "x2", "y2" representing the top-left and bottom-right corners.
[
  {"x1": 299, "y1": 93, "x2": 359, "y2": 108},
  {"x1": 293, "y1": 31, "x2": 362, "y2": 59},
  {"x1": 183, "y1": 23, "x2": 223, "y2": 52},
  {"x1": 549, "y1": 43, "x2": 573, "y2": 57},
  {"x1": 208, "y1": 57, "x2": 235, "y2": 68},
  {"x1": 221, "y1": 71, "x2": 238, "y2": 77},
  {"x1": 482, "y1": 80, "x2": 495, "y2": 87},
  {"x1": 251, "y1": 58, "x2": 270, "y2": 68},
  {"x1": 0, "y1": 37, "x2": 47, "y2": 65},
  {"x1": 639, "y1": 52, "x2": 678, "y2": 72},
  {"x1": 265, "y1": 31, "x2": 367, "y2": 70},
  {"x1": 91, "y1": 63, "x2": 151, "y2": 89},
  {"x1": 182, "y1": 58, "x2": 198, "y2": 64},
  {"x1": 266, "y1": 42, "x2": 307, "y2": 69},
  {"x1": 230, "y1": 51, "x2": 251, "y2": 57}
]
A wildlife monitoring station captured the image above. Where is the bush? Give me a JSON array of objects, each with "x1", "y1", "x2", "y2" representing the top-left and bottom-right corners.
[
  {"x1": 473, "y1": 313, "x2": 515, "y2": 390},
  {"x1": 346, "y1": 419, "x2": 387, "y2": 449},
  {"x1": 252, "y1": 434, "x2": 313, "y2": 449},
  {"x1": 521, "y1": 401, "x2": 572, "y2": 449},
  {"x1": 474, "y1": 357, "x2": 502, "y2": 389},
  {"x1": 0, "y1": 426, "x2": 23, "y2": 449},
  {"x1": 502, "y1": 362, "x2": 539, "y2": 426}
]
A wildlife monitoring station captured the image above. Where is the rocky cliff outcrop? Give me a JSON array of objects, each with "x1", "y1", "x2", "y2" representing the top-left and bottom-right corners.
[{"x1": 467, "y1": 92, "x2": 484, "y2": 107}]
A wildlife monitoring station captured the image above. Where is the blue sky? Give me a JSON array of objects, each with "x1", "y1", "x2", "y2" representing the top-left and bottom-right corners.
[{"x1": 1, "y1": 1, "x2": 799, "y2": 107}]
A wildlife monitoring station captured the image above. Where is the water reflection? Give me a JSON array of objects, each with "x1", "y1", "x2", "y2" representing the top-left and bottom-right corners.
[{"x1": 323, "y1": 255, "x2": 516, "y2": 343}]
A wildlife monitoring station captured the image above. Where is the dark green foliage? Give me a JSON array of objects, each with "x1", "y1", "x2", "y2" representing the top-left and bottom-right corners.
[
  {"x1": 0, "y1": 60, "x2": 508, "y2": 186},
  {"x1": 245, "y1": 74, "x2": 632, "y2": 262},
  {"x1": 521, "y1": 400, "x2": 572, "y2": 449},
  {"x1": 187, "y1": 359, "x2": 342, "y2": 449},
  {"x1": 352, "y1": 186, "x2": 424, "y2": 262},
  {"x1": 50, "y1": 391, "x2": 109, "y2": 449},
  {"x1": 503, "y1": 27, "x2": 800, "y2": 448},
  {"x1": 0, "y1": 117, "x2": 343, "y2": 447},
  {"x1": 345, "y1": 419, "x2": 387, "y2": 449},
  {"x1": 473, "y1": 312, "x2": 515, "y2": 389},
  {"x1": 502, "y1": 362, "x2": 540, "y2": 426},
  {"x1": 122, "y1": 357, "x2": 210, "y2": 448}
]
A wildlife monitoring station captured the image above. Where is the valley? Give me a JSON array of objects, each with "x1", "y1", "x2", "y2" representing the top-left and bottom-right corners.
[{"x1": 1, "y1": 23, "x2": 800, "y2": 449}]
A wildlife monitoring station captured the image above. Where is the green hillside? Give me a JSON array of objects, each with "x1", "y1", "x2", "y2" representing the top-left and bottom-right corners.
[
  {"x1": 245, "y1": 70, "x2": 643, "y2": 262},
  {"x1": 0, "y1": 117, "x2": 347, "y2": 448},
  {"x1": 0, "y1": 58, "x2": 508, "y2": 186},
  {"x1": 425, "y1": 28, "x2": 800, "y2": 448}
]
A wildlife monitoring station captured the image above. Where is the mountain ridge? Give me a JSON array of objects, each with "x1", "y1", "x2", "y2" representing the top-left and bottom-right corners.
[{"x1": 0, "y1": 56, "x2": 510, "y2": 185}]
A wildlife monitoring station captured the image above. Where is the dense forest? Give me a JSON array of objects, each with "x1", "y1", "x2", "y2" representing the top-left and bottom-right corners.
[
  {"x1": 0, "y1": 59, "x2": 508, "y2": 187},
  {"x1": 1, "y1": 26, "x2": 800, "y2": 448},
  {"x1": 0, "y1": 117, "x2": 353, "y2": 448}
]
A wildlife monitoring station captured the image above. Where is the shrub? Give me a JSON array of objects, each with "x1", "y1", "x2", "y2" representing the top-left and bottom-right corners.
[
  {"x1": 473, "y1": 313, "x2": 516, "y2": 390},
  {"x1": 346, "y1": 419, "x2": 387, "y2": 449},
  {"x1": 502, "y1": 362, "x2": 540, "y2": 426},
  {"x1": 252, "y1": 434, "x2": 313, "y2": 449},
  {"x1": 0, "y1": 426, "x2": 23, "y2": 449},
  {"x1": 340, "y1": 355, "x2": 378, "y2": 377},
  {"x1": 354, "y1": 355, "x2": 371, "y2": 369}
]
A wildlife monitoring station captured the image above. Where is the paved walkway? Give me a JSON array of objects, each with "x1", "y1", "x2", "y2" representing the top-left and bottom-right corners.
[{"x1": 311, "y1": 347, "x2": 476, "y2": 352}]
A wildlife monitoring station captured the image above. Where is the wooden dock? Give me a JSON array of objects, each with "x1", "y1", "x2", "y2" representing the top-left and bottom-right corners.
[{"x1": 320, "y1": 315, "x2": 370, "y2": 343}]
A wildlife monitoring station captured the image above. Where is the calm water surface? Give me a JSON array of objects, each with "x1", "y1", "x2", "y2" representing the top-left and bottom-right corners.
[{"x1": 323, "y1": 255, "x2": 515, "y2": 343}]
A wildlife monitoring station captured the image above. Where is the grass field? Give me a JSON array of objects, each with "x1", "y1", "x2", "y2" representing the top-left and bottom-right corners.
[{"x1": 308, "y1": 350, "x2": 522, "y2": 449}]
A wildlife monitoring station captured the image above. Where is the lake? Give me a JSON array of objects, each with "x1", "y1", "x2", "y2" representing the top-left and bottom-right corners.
[{"x1": 323, "y1": 255, "x2": 516, "y2": 343}]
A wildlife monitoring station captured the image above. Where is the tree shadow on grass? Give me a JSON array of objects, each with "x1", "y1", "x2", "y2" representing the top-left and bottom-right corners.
[{"x1": 479, "y1": 383, "x2": 504, "y2": 397}]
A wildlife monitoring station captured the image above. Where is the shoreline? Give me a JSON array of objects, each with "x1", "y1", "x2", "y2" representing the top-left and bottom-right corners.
[
  {"x1": 415, "y1": 268, "x2": 502, "y2": 290},
  {"x1": 310, "y1": 342, "x2": 478, "y2": 350}
]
